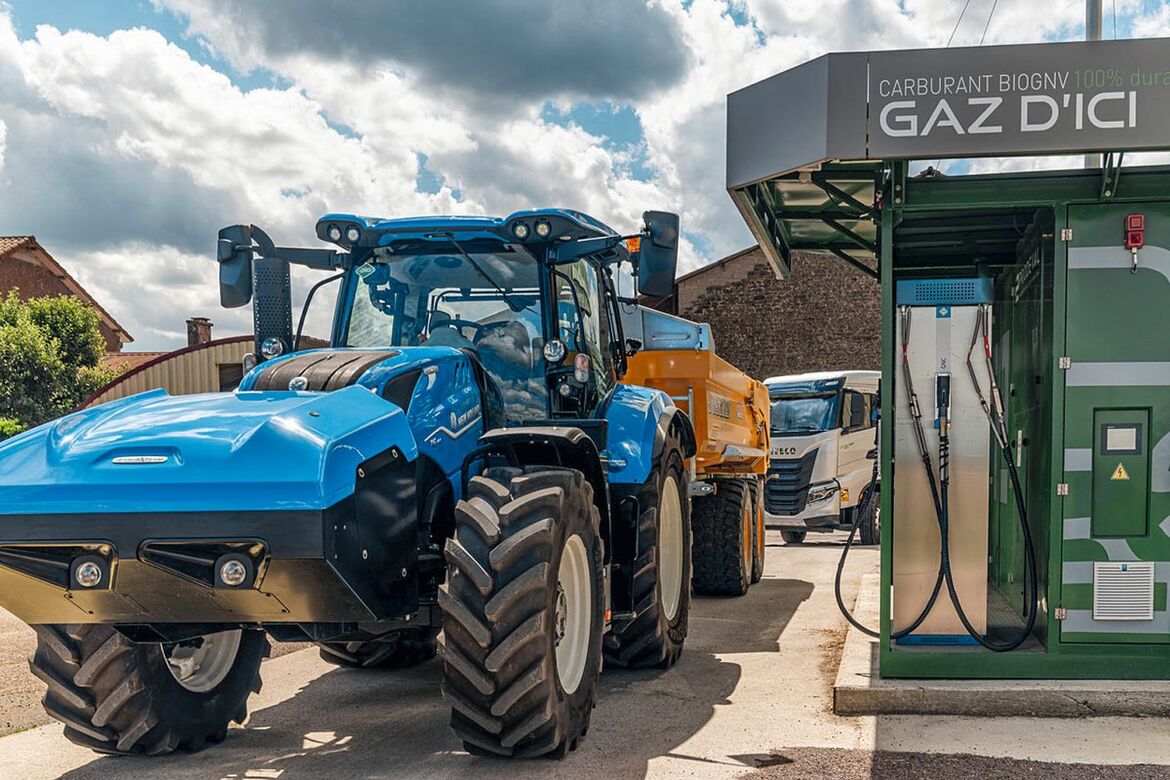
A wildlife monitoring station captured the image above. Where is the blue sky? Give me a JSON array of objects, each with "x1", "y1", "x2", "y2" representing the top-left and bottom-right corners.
[{"x1": 0, "y1": 0, "x2": 1166, "y2": 348}]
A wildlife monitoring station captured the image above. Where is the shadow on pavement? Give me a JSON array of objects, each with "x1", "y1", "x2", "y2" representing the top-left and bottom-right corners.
[{"x1": 55, "y1": 578, "x2": 811, "y2": 780}]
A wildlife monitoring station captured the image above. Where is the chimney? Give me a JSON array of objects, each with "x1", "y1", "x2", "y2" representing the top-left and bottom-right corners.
[{"x1": 186, "y1": 317, "x2": 213, "y2": 346}]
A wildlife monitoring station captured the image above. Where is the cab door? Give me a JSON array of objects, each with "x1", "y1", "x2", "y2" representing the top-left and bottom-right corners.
[{"x1": 837, "y1": 388, "x2": 872, "y2": 508}]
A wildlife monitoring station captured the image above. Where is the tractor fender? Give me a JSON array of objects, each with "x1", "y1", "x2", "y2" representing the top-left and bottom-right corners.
[
  {"x1": 473, "y1": 426, "x2": 610, "y2": 532},
  {"x1": 603, "y1": 385, "x2": 696, "y2": 486}
]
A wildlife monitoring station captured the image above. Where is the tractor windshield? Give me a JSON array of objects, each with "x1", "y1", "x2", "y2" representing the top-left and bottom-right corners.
[{"x1": 343, "y1": 246, "x2": 549, "y2": 421}]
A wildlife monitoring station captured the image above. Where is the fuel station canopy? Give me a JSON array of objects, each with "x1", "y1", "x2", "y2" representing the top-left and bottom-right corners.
[{"x1": 726, "y1": 37, "x2": 1170, "y2": 278}]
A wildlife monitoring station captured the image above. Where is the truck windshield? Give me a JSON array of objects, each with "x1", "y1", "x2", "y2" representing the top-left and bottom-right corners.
[
  {"x1": 770, "y1": 392, "x2": 839, "y2": 435},
  {"x1": 344, "y1": 247, "x2": 548, "y2": 421}
]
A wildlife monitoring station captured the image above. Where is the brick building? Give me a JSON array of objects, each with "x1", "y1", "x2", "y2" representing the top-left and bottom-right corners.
[
  {"x1": 0, "y1": 236, "x2": 132, "y2": 352},
  {"x1": 644, "y1": 245, "x2": 879, "y2": 381}
]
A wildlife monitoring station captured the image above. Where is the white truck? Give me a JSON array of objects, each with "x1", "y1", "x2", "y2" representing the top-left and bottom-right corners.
[{"x1": 762, "y1": 370, "x2": 879, "y2": 544}]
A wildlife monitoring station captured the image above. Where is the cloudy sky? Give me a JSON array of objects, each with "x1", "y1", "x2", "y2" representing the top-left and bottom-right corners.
[{"x1": 1, "y1": 0, "x2": 1168, "y2": 349}]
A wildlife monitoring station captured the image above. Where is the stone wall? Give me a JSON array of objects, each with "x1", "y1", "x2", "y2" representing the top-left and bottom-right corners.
[{"x1": 674, "y1": 246, "x2": 880, "y2": 381}]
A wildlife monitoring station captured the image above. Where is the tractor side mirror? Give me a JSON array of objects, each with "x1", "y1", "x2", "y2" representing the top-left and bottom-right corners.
[
  {"x1": 637, "y1": 211, "x2": 679, "y2": 298},
  {"x1": 217, "y1": 225, "x2": 254, "y2": 308}
]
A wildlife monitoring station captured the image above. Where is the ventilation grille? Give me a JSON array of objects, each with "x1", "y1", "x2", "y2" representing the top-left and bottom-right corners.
[
  {"x1": 895, "y1": 277, "x2": 994, "y2": 306},
  {"x1": 1093, "y1": 562, "x2": 1155, "y2": 621}
]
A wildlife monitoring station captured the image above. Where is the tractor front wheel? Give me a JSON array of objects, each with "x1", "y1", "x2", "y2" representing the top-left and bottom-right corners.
[
  {"x1": 30, "y1": 624, "x2": 267, "y2": 755},
  {"x1": 439, "y1": 466, "x2": 604, "y2": 758}
]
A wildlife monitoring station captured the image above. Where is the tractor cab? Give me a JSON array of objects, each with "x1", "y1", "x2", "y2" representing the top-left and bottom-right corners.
[{"x1": 218, "y1": 209, "x2": 680, "y2": 425}]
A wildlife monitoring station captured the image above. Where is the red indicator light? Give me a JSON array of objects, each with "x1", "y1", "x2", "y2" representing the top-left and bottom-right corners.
[{"x1": 1125, "y1": 213, "x2": 1145, "y2": 251}]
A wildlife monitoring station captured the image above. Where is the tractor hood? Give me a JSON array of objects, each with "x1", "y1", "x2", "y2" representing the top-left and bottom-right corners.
[{"x1": 0, "y1": 386, "x2": 417, "y2": 516}]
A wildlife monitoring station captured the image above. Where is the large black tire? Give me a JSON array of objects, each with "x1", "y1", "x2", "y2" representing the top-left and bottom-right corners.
[
  {"x1": 439, "y1": 466, "x2": 604, "y2": 758},
  {"x1": 604, "y1": 431, "x2": 691, "y2": 669},
  {"x1": 692, "y1": 478, "x2": 753, "y2": 596},
  {"x1": 30, "y1": 624, "x2": 267, "y2": 755},
  {"x1": 749, "y1": 478, "x2": 765, "y2": 584},
  {"x1": 318, "y1": 628, "x2": 439, "y2": 669},
  {"x1": 857, "y1": 487, "x2": 880, "y2": 546},
  {"x1": 780, "y1": 530, "x2": 807, "y2": 544}
]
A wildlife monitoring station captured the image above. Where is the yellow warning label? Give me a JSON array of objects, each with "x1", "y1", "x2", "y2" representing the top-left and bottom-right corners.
[{"x1": 1111, "y1": 463, "x2": 1130, "y2": 481}]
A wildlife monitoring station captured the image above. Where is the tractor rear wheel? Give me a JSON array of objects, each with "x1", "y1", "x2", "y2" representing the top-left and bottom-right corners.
[
  {"x1": 749, "y1": 478, "x2": 765, "y2": 584},
  {"x1": 30, "y1": 624, "x2": 267, "y2": 755},
  {"x1": 603, "y1": 430, "x2": 691, "y2": 669},
  {"x1": 692, "y1": 478, "x2": 752, "y2": 596},
  {"x1": 439, "y1": 466, "x2": 604, "y2": 758},
  {"x1": 318, "y1": 628, "x2": 439, "y2": 669}
]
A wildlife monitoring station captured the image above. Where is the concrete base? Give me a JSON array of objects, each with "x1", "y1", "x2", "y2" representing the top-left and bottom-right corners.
[{"x1": 834, "y1": 572, "x2": 1170, "y2": 717}]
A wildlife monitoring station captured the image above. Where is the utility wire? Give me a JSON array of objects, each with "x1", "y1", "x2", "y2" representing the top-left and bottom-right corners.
[
  {"x1": 947, "y1": 0, "x2": 974, "y2": 45},
  {"x1": 979, "y1": 0, "x2": 999, "y2": 44}
]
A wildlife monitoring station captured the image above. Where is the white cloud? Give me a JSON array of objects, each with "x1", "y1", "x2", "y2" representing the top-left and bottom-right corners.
[{"x1": 0, "y1": 0, "x2": 1161, "y2": 351}]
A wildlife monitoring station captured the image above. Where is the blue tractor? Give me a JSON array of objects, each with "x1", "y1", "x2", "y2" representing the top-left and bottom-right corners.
[{"x1": 0, "y1": 209, "x2": 697, "y2": 758}]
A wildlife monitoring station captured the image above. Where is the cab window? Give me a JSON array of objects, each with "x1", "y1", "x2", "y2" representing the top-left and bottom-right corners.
[{"x1": 555, "y1": 260, "x2": 615, "y2": 396}]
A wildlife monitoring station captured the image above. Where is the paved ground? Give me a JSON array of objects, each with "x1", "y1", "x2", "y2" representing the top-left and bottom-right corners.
[{"x1": 0, "y1": 531, "x2": 1168, "y2": 779}]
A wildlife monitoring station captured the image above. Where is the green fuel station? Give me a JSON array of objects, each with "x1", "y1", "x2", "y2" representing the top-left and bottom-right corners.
[{"x1": 727, "y1": 36, "x2": 1170, "y2": 678}]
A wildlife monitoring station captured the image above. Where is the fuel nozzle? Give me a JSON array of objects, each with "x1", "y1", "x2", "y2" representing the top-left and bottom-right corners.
[{"x1": 935, "y1": 373, "x2": 951, "y2": 437}]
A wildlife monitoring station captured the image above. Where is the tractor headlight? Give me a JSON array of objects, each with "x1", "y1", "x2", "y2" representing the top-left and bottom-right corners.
[
  {"x1": 543, "y1": 339, "x2": 567, "y2": 363},
  {"x1": 807, "y1": 481, "x2": 839, "y2": 504},
  {"x1": 75, "y1": 561, "x2": 103, "y2": 588},
  {"x1": 260, "y1": 337, "x2": 285, "y2": 359},
  {"x1": 345, "y1": 225, "x2": 361, "y2": 243},
  {"x1": 534, "y1": 219, "x2": 552, "y2": 238},
  {"x1": 326, "y1": 224, "x2": 343, "y2": 242},
  {"x1": 512, "y1": 221, "x2": 530, "y2": 240}
]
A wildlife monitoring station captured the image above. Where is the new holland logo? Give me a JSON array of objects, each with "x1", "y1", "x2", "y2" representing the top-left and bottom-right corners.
[{"x1": 112, "y1": 455, "x2": 169, "y2": 465}]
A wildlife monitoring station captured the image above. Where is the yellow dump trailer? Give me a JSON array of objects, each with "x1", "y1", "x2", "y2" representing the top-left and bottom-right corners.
[{"x1": 621, "y1": 307, "x2": 770, "y2": 595}]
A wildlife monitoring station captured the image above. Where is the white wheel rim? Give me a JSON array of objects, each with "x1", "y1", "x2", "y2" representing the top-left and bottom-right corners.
[
  {"x1": 555, "y1": 534, "x2": 591, "y2": 695},
  {"x1": 163, "y1": 630, "x2": 243, "y2": 693},
  {"x1": 659, "y1": 475, "x2": 684, "y2": 622}
]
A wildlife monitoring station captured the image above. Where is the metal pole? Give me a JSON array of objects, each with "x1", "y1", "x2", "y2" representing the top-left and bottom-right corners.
[{"x1": 1085, "y1": 0, "x2": 1103, "y2": 168}]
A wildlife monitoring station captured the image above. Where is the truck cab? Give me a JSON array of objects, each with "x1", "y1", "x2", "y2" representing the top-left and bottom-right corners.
[{"x1": 762, "y1": 370, "x2": 879, "y2": 544}]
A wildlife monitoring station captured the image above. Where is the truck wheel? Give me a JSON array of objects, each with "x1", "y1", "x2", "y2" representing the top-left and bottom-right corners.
[
  {"x1": 30, "y1": 624, "x2": 267, "y2": 755},
  {"x1": 318, "y1": 628, "x2": 439, "y2": 669},
  {"x1": 439, "y1": 466, "x2": 603, "y2": 758},
  {"x1": 692, "y1": 478, "x2": 752, "y2": 596},
  {"x1": 857, "y1": 488, "x2": 880, "y2": 546},
  {"x1": 604, "y1": 432, "x2": 691, "y2": 670},
  {"x1": 749, "y1": 478, "x2": 765, "y2": 584},
  {"x1": 780, "y1": 530, "x2": 806, "y2": 544}
]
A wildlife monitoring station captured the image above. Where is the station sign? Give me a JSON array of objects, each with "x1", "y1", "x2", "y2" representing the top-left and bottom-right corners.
[{"x1": 726, "y1": 37, "x2": 1170, "y2": 188}]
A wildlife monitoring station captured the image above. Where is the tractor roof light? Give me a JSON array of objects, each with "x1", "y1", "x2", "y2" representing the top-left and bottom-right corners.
[
  {"x1": 534, "y1": 219, "x2": 552, "y2": 238},
  {"x1": 327, "y1": 224, "x2": 343, "y2": 242},
  {"x1": 512, "y1": 221, "x2": 530, "y2": 240},
  {"x1": 345, "y1": 225, "x2": 361, "y2": 244}
]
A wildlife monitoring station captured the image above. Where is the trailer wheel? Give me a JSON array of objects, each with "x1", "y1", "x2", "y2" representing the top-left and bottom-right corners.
[
  {"x1": 691, "y1": 478, "x2": 752, "y2": 596},
  {"x1": 749, "y1": 478, "x2": 765, "y2": 584},
  {"x1": 603, "y1": 431, "x2": 691, "y2": 669},
  {"x1": 780, "y1": 530, "x2": 807, "y2": 544},
  {"x1": 857, "y1": 487, "x2": 880, "y2": 546},
  {"x1": 439, "y1": 466, "x2": 603, "y2": 758},
  {"x1": 318, "y1": 628, "x2": 439, "y2": 669},
  {"x1": 30, "y1": 624, "x2": 267, "y2": 755}
]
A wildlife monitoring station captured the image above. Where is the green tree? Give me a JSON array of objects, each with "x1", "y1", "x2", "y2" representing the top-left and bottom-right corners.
[{"x1": 0, "y1": 291, "x2": 121, "y2": 437}]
